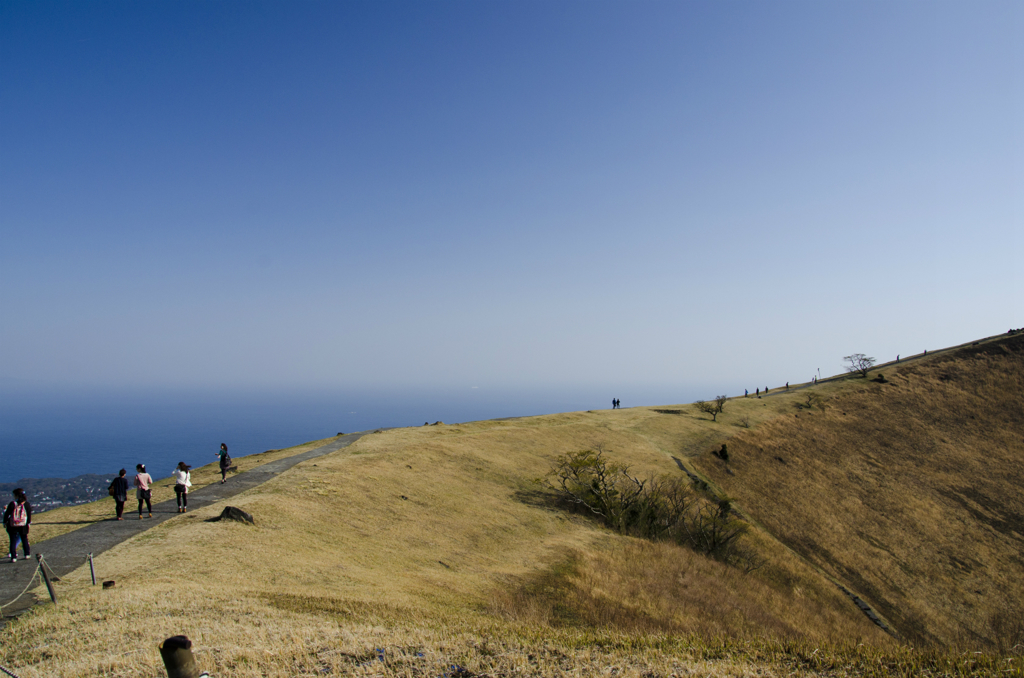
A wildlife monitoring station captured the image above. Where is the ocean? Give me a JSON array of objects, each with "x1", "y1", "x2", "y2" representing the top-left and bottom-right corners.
[{"x1": 0, "y1": 385, "x2": 691, "y2": 484}]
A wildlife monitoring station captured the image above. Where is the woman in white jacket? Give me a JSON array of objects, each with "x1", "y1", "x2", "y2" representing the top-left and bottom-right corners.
[{"x1": 173, "y1": 462, "x2": 192, "y2": 513}]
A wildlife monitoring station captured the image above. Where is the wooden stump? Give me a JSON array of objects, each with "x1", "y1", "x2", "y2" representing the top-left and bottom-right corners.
[{"x1": 159, "y1": 635, "x2": 200, "y2": 678}]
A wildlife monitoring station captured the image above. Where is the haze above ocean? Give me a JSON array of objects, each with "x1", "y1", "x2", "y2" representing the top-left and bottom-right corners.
[{"x1": 0, "y1": 385, "x2": 700, "y2": 483}]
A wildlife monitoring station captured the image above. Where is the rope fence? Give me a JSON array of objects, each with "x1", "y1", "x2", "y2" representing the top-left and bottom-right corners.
[
  {"x1": 0, "y1": 662, "x2": 25, "y2": 678},
  {"x1": 2, "y1": 563, "x2": 211, "y2": 678},
  {"x1": 0, "y1": 559, "x2": 41, "y2": 614},
  {"x1": 1, "y1": 552, "x2": 99, "y2": 615},
  {"x1": 0, "y1": 557, "x2": 90, "y2": 678}
]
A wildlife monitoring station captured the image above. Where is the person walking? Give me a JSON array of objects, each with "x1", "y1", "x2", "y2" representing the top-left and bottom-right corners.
[
  {"x1": 173, "y1": 462, "x2": 192, "y2": 513},
  {"x1": 109, "y1": 469, "x2": 129, "y2": 520},
  {"x1": 216, "y1": 443, "x2": 231, "y2": 484},
  {"x1": 134, "y1": 464, "x2": 153, "y2": 519},
  {"x1": 4, "y1": 489, "x2": 31, "y2": 562}
]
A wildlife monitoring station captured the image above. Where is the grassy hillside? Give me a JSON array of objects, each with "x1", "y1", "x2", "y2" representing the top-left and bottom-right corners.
[
  {"x1": 694, "y1": 333, "x2": 1024, "y2": 651},
  {"x1": 1, "y1": 335, "x2": 1021, "y2": 677}
]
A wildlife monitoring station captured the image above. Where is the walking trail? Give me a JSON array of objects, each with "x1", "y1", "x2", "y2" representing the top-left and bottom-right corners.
[{"x1": 0, "y1": 432, "x2": 368, "y2": 619}]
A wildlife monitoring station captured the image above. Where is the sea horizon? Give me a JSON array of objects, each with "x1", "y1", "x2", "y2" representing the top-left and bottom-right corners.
[{"x1": 0, "y1": 383, "x2": 707, "y2": 484}]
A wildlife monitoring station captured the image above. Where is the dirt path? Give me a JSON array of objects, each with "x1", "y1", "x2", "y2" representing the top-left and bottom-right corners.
[{"x1": 0, "y1": 432, "x2": 369, "y2": 619}]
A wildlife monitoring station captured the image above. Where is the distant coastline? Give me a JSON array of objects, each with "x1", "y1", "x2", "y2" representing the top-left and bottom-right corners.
[{"x1": 0, "y1": 473, "x2": 116, "y2": 512}]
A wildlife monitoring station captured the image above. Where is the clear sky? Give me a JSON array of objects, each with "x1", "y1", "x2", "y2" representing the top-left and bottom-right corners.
[{"x1": 1, "y1": 1, "x2": 1021, "y2": 400}]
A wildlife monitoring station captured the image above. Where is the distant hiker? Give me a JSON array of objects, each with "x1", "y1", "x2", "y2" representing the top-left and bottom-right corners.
[
  {"x1": 765, "y1": 386, "x2": 769, "y2": 393},
  {"x1": 612, "y1": 398, "x2": 616, "y2": 409},
  {"x1": 4, "y1": 488, "x2": 31, "y2": 562},
  {"x1": 109, "y1": 469, "x2": 129, "y2": 520},
  {"x1": 756, "y1": 387, "x2": 759, "y2": 396},
  {"x1": 216, "y1": 443, "x2": 231, "y2": 484},
  {"x1": 786, "y1": 382, "x2": 789, "y2": 390},
  {"x1": 134, "y1": 464, "x2": 153, "y2": 519},
  {"x1": 173, "y1": 462, "x2": 192, "y2": 513},
  {"x1": 744, "y1": 389, "x2": 748, "y2": 397},
  {"x1": 616, "y1": 399, "x2": 620, "y2": 409},
  {"x1": 896, "y1": 355, "x2": 899, "y2": 363}
]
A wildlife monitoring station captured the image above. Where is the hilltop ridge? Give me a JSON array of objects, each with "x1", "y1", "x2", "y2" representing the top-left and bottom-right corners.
[{"x1": 1, "y1": 331, "x2": 1021, "y2": 677}]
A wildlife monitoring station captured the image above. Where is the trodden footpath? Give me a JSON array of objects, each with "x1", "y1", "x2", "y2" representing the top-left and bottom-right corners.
[{"x1": 0, "y1": 432, "x2": 369, "y2": 619}]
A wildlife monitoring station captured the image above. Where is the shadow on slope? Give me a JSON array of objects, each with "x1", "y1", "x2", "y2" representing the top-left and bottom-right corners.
[{"x1": 693, "y1": 332, "x2": 1024, "y2": 650}]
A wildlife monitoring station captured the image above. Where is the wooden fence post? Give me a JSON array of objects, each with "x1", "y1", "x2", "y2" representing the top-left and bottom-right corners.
[
  {"x1": 159, "y1": 635, "x2": 200, "y2": 678},
  {"x1": 36, "y1": 555, "x2": 57, "y2": 605}
]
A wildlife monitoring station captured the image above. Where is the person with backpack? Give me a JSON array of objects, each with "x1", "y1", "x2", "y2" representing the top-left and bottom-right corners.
[
  {"x1": 4, "y1": 488, "x2": 32, "y2": 562},
  {"x1": 216, "y1": 443, "x2": 231, "y2": 484},
  {"x1": 134, "y1": 464, "x2": 153, "y2": 519},
  {"x1": 108, "y1": 469, "x2": 129, "y2": 520},
  {"x1": 173, "y1": 462, "x2": 192, "y2": 513}
]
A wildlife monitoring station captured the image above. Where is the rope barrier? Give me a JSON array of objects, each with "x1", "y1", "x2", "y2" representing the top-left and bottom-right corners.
[
  {"x1": 2, "y1": 553, "x2": 98, "y2": 614},
  {"x1": 0, "y1": 560, "x2": 41, "y2": 613},
  {"x1": 38, "y1": 555, "x2": 59, "y2": 582},
  {"x1": 52, "y1": 566, "x2": 89, "y2": 586},
  {"x1": 0, "y1": 662, "x2": 25, "y2": 678}
]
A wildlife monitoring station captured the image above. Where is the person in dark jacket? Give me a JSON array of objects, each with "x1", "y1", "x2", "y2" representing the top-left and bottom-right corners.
[
  {"x1": 109, "y1": 469, "x2": 130, "y2": 520},
  {"x1": 216, "y1": 443, "x2": 231, "y2": 484},
  {"x1": 4, "y1": 488, "x2": 32, "y2": 562}
]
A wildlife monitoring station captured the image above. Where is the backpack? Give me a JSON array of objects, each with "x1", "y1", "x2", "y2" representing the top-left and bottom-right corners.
[
  {"x1": 221, "y1": 451, "x2": 232, "y2": 467},
  {"x1": 11, "y1": 502, "x2": 27, "y2": 527}
]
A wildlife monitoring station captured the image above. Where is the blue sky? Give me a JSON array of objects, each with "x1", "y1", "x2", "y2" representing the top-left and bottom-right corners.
[{"x1": 1, "y1": 1, "x2": 1021, "y2": 400}]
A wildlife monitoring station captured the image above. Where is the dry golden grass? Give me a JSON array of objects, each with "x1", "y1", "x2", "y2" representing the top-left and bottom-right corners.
[
  {"x1": 2, "y1": 339, "x2": 1021, "y2": 676},
  {"x1": 488, "y1": 534, "x2": 880, "y2": 643},
  {"x1": 2, "y1": 582, "x2": 1010, "y2": 678},
  {"x1": 28, "y1": 438, "x2": 338, "y2": 543},
  {"x1": 695, "y1": 334, "x2": 1024, "y2": 650}
]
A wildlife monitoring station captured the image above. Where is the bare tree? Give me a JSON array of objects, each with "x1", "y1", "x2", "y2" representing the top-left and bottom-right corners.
[
  {"x1": 843, "y1": 353, "x2": 876, "y2": 378},
  {"x1": 695, "y1": 395, "x2": 727, "y2": 421}
]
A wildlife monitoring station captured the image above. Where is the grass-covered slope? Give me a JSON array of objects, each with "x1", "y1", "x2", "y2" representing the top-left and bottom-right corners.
[
  {"x1": 694, "y1": 333, "x2": 1024, "y2": 651},
  {"x1": 2, "y1": 334, "x2": 1021, "y2": 676}
]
